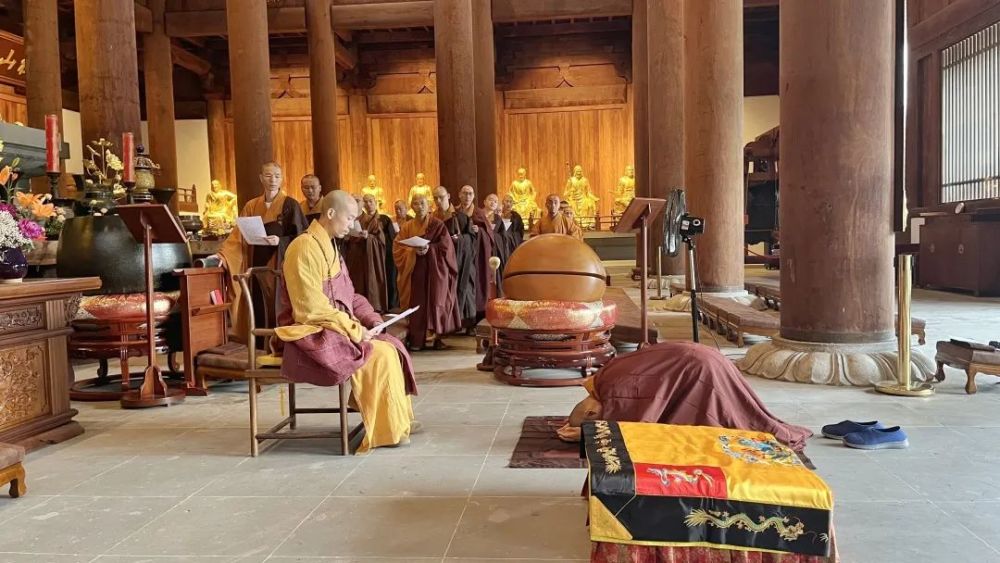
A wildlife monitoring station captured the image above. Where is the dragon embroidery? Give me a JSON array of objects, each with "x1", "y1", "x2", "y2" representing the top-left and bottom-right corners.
[
  {"x1": 684, "y1": 509, "x2": 817, "y2": 542},
  {"x1": 646, "y1": 467, "x2": 715, "y2": 487},
  {"x1": 718, "y1": 435, "x2": 802, "y2": 467}
]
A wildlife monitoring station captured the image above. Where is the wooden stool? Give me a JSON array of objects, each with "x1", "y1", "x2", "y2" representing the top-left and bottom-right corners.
[
  {"x1": 69, "y1": 316, "x2": 172, "y2": 401},
  {"x1": 0, "y1": 443, "x2": 26, "y2": 498},
  {"x1": 934, "y1": 341, "x2": 1000, "y2": 394}
]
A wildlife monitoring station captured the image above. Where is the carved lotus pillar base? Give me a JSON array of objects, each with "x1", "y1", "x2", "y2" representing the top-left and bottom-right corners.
[{"x1": 738, "y1": 336, "x2": 935, "y2": 387}]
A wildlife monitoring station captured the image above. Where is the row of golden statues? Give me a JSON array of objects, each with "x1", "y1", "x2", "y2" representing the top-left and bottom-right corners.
[{"x1": 203, "y1": 164, "x2": 636, "y2": 235}]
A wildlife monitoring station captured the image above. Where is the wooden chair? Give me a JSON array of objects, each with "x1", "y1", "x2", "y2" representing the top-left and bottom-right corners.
[
  {"x1": 0, "y1": 443, "x2": 25, "y2": 498},
  {"x1": 201, "y1": 268, "x2": 363, "y2": 456}
]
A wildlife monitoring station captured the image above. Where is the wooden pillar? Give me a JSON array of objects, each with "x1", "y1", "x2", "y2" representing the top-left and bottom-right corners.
[
  {"x1": 634, "y1": 0, "x2": 685, "y2": 275},
  {"x1": 74, "y1": 0, "x2": 142, "y2": 155},
  {"x1": 349, "y1": 94, "x2": 371, "y2": 190},
  {"x1": 779, "y1": 0, "x2": 895, "y2": 343},
  {"x1": 434, "y1": 0, "x2": 478, "y2": 197},
  {"x1": 142, "y1": 0, "x2": 178, "y2": 211},
  {"x1": 226, "y1": 0, "x2": 274, "y2": 205},
  {"x1": 306, "y1": 0, "x2": 341, "y2": 193},
  {"x1": 683, "y1": 0, "x2": 744, "y2": 293},
  {"x1": 206, "y1": 96, "x2": 229, "y2": 188},
  {"x1": 472, "y1": 0, "x2": 497, "y2": 197},
  {"x1": 24, "y1": 0, "x2": 63, "y2": 195}
]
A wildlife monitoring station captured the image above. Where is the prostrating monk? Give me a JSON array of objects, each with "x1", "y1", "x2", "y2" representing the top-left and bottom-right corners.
[
  {"x1": 433, "y1": 186, "x2": 476, "y2": 329},
  {"x1": 457, "y1": 185, "x2": 495, "y2": 321},
  {"x1": 299, "y1": 174, "x2": 323, "y2": 222},
  {"x1": 529, "y1": 194, "x2": 581, "y2": 239},
  {"x1": 217, "y1": 161, "x2": 309, "y2": 339},
  {"x1": 557, "y1": 342, "x2": 813, "y2": 452},
  {"x1": 394, "y1": 194, "x2": 461, "y2": 350},
  {"x1": 495, "y1": 194, "x2": 525, "y2": 276},
  {"x1": 345, "y1": 193, "x2": 389, "y2": 312},
  {"x1": 275, "y1": 191, "x2": 417, "y2": 452}
]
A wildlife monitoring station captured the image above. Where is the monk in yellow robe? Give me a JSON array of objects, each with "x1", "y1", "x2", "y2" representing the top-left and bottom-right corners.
[
  {"x1": 530, "y1": 194, "x2": 582, "y2": 239},
  {"x1": 275, "y1": 191, "x2": 418, "y2": 452}
]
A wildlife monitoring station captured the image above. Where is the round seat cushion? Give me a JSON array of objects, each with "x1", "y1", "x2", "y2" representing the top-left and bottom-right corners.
[
  {"x1": 486, "y1": 299, "x2": 617, "y2": 332},
  {"x1": 75, "y1": 291, "x2": 180, "y2": 321}
]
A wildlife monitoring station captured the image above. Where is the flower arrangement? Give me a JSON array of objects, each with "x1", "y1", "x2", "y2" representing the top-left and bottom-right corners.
[{"x1": 0, "y1": 136, "x2": 68, "y2": 247}]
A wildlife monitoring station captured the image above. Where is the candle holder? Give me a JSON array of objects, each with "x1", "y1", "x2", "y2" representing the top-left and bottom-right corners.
[
  {"x1": 47, "y1": 171, "x2": 61, "y2": 199},
  {"x1": 124, "y1": 180, "x2": 137, "y2": 204}
]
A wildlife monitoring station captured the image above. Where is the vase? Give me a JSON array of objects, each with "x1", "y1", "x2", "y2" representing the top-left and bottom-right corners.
[{"x1": 0, "y1": 247, "x2": 28, "y2": 283}]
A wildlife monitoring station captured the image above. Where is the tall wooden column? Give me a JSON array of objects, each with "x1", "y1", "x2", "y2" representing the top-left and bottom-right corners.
[
  {"x1": 226, "y1": 0, "x2": 273, "y2": 205},
  {"x1": 471, "y1": 0, "x2": 497, "y2": 197},
  {"x1": 24, "y1": 0, "x2": 63, "y2": 194},
  {"x1": 306, "y1": 0, "x2": 341, "y2": 193},
  {"x1": 143, "y1": 0, "x2": 178, "y2": 210},
  {"x1": 780, "y1": 0, "x2": 894, "y2": 344},
  {"x1": 740, "y1": 0, "x2": 933, "y2": 385},
  {"x1": 634, "y1": 0, "x2": 685, "y2": 275},
  {"x1": 434, "y1": 0, "x2": 478, "y2": 197},
  {"x1": 74, "y1": 0, "x2": 142, "y2": 154},
  {"x1": 683, "y1": 0, "x2": 744, "y2": 293},
  {"x1": 206, "y1": 96, "x2": 229, "y2": 189}
]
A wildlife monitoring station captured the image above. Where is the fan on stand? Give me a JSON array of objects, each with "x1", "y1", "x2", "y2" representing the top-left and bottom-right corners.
[{"x1": 655, "y1": 189, "x2": 705, "y2": 342}]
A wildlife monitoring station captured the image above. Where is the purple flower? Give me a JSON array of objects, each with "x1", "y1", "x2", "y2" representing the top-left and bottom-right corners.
[
  {"x1": 0, "y1": 203, "x2": 16, "y2": 216},
  {"x1": 18, "y1": 218, "x2": 44, "y2": 240}
]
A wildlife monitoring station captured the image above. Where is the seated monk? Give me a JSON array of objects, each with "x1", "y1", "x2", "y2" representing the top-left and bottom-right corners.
[
  {"x1": 275, "y1": 191, "x2": 418, "y2": 452},
  {"x1": 530, "y1": 194, "x2": 582, "y2": 239},
  {"x1": 393, "y1": 194, "x2": 461, "y2": 350},
  {"x1": 557, "y1": 342, "x2": 813, "y2": 452}
]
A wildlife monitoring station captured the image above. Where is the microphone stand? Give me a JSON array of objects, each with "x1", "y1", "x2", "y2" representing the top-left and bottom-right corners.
[{"x1": 684, "y1": 236, "x2": 700, "y2": 343}]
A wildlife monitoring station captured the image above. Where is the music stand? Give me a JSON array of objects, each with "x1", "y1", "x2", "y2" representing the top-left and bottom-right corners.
[
  {"x1": 614, "y1": 197, "x2": 667, "y2": 347},
  {"x1": 117, "y1": 204, "x2": 187, "y2": 408}
]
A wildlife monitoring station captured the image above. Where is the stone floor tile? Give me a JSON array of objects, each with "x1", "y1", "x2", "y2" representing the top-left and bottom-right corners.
[
  {"x1": 446, "y1": 497, "x2": 590, "y2": 559},
  {"x1": 472, "y1": 456, "x2": 587, "y2": 498},
  {"x1": 934, "y1": 501, "x2": 1000, "y2": 552},
  {"x1": 273, "y1": 497, "x2": 466, "y2": 558},
  {"x1": 196, "y1": 455, "x2": 362, "y2": 497},
  {"x1": 0, "y1": 554, "x2": 93, "y2": 562},
  {"x1": 109, "y1": 496, "x2": 322, "y2": 557},
  {"x1": 18, "y1": 453, "x2": 133, "y2": 496},
  {"x1": 63, "y1": 455, "x2": 243, "y2": 497},
  {"x1": 369, "y1": 424, "x2": 497, "y2": 457},
  {"x1": 415, "y1": 402, "x2": 508, "y2": 426},
  {"x1": 0, "y1": 496, "x2": 180, "y2": 555},
  {"x1": 332, "y1": 455, "x2": 481, "y2": 497},
  {"x1": 419, "y1": 384, "x2": 514, "y2": 404}
]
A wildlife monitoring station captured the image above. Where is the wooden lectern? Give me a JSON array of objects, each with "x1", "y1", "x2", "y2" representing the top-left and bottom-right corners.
[
  {"x1": 614, "y1": 197, "x2": 667, "y2": 347},
  {"x1": 117, "y1": 204, "x2": 187, "y2": 408}
]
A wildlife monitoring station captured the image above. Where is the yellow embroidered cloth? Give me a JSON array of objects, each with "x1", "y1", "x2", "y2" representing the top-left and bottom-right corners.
[{"x1": 584, "y1": 421, "x2": 833, "y2": 558}]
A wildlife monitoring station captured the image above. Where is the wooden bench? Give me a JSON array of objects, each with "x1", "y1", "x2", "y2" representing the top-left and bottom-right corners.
[
  {"x1": 743, "y1": 282, "x2": 927, "y2": 344},
  {"x1": 699, "y1": 296, "x2": 780, "y2": 347},
  {"x1": 934, "y1": 340, "x2": 1000, "y2": 394}
]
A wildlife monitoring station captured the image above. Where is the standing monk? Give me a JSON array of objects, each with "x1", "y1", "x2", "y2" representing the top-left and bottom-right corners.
[
  {"x1": 457, "y1": 185, "x2": 494, "y2": 322},
  {"x1": 559, "y1": 202, "x2": 585, "y2": 241},
  {"x1": 345, "y1": 194, "x2": 389, "y2": 312},
  {"x1": 529, "y1": 194, "x2": 581, "y2": 239},
  {"x1": 299, "y1": 174, "x2": 323, "y2": 222},
  {"x1": 495, "y1": 194, "x2": 525, "y2": 277},
  {"x1": 433, "y1": 186, "x2": 477, "y2": 329},
  {"x1": 216, "y1": 162, "x2": 309, "y2": 340},
  {"x1": 394, "y1": 194, "x2": 460, "y2": 350},
  {"x1": 275, "y1": 191, "x2": 418, "y2": 452}
]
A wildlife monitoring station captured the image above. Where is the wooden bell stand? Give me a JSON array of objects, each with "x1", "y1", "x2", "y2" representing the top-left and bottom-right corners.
[
  {"x1": 613, "y1": 197, "x2": 667, "y2": 348},
  {"x1": 117, "y1": 204, "x2": 186, "y2": 408}
]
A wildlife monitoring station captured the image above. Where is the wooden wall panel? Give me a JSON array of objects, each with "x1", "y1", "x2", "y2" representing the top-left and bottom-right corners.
[
  {"x1": 368, "y1": 115, "x2": 440, "y2": 208},
  {"x1": 0, "y1": 92, "x2": 28, "y2": 124},
  {"x1": 498, "y1": 103, "x2": 634, "y2": 219}
]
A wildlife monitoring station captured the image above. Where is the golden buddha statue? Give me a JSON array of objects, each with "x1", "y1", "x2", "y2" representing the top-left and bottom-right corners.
[
  {"x1": 407, "y1": 172, "x2": 433, "y2": 217},
  {"x1": 614, "y1": 165, "x2": 636, "y2": 215},
  {"x1": 202, "y1": 179, "x2": 238, "y2": 237},
  {"x1": 563, "y1": 165, "x2": 599, "y2": 229},
  {"x1": 507, "y1": 167, "x2": 540, "y2": 220},
  {"x1": 361, "y1": 174, "x2": 385, "y2": 212}
]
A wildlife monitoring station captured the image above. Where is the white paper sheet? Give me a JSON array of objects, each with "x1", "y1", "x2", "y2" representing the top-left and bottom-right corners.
[
  {"x1": 235, "y1": 216, "x2": 276, "y2": 246},
  {"x1": 398, "y1": 236, "x2": 431, "y2": 248},
  {"x1": 370, "y1": 306, "x2": 420, "y2": 334}
]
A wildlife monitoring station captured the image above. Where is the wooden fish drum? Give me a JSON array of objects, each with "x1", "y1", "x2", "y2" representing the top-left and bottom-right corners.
[{"x1": 502, "y1": 234, "x2": 607, "y2": 302}]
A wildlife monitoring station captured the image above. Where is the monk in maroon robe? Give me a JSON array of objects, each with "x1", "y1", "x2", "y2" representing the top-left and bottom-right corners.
[
  {"x1": 345, "y1": 194, "x2": 389, "y2": 312},
  {"x1": 456, "y1": 185, "x2": 494, "y2": 322},
  {"x1": 394, "y1": 194, "x2": 461, "y2": 350},
  {"x1": 558, "y1": 342, "x2": 813, "y2": 452}
]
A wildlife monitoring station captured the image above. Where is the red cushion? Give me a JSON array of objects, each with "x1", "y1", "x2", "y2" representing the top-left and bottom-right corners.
[
  {"x1": 486, "y1": 299, "x2": 617, "y2": 331},
  {"x1": 75, "y1": 292, "x2": 180, "y2": 321}
]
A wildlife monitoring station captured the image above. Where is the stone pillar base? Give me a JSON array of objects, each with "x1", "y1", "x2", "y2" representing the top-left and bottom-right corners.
[{"x1": 738, "y1": 336, "x2": 935, "y2": 386}]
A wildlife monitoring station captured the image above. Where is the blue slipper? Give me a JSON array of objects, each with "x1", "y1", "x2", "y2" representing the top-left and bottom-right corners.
[
  {"x1": 821, "y1": 420, "x2": 884, "y2": 439},
  {"x1": 842, "y1": 426, "x2": 909, "y2": 450}
]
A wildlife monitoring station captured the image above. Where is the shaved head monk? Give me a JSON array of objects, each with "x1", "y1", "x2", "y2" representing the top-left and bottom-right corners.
[
  {"x1": 433, "y1": 186, "x2": 476, "y2": 328},
  {"x1": 394, "y1": 193, "x2": 461, "y2": 350},
  {"x1": 456, "y1": 185, "x2": 495, "y2": 324},
  {"x1": 530, "y1": 194, "x2": 582, "y2": 239},
  {"x1": 558, "y1": 342, "x2": 813, "y2": 452},
  {"x1": 275, "y1": 190, "x2": 418, "y2": 452}
]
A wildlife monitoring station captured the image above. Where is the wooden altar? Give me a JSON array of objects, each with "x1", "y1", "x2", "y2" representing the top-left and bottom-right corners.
[{"x1": 0, "y1": 277, "x2": 102, "y2": 449}]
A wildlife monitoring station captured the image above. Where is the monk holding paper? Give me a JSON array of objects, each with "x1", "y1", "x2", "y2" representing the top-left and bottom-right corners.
[{"x1": 275, "y1": 191, "x2": 418, "y2": 452}]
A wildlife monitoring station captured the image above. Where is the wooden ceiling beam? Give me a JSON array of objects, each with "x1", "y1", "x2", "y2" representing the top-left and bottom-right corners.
[
  {"x1": 135, "y1": 2, "x2": 154, "y2": 33},
  {"x1": 165, "y1": 2, "x2": 432, "y2": 36},
  {"x1": 354, "y1": 29, "x2": 433, "y2": 43},
  {"x1": 494, "y1": 19, "x2": 629, "y2": 38},
  {"x1": 492, "y1": 0, "x2": 631, "y2": 23},
  {"x1": 170, "y1": 42, "x2": 213, "y2": 76}
]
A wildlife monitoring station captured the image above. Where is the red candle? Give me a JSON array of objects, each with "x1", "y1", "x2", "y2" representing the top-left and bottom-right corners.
[
  {"x1": 44, "y1": 114, "x2": 59, "y2": 174},
  {"x1": 122, "y1": 132, "x2": 135, "y2": 183}
]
